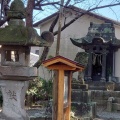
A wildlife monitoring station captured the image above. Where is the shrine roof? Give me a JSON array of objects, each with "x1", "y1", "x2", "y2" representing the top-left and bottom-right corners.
[
  {"x1": 0, "y1": 24, "x2": 53, "y2": 47},
  {"x1": 70, "y1": 22, "x2": 120, "y2": 47},
  {"x1": 43, "y1": 55, "x2": 84, "y2": 71}
]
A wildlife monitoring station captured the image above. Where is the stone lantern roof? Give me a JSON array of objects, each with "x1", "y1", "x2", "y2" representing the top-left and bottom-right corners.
[
  {"x1": 70, "y1": 22, "x2": 120, "y2": 48},
  {"x1": 0, "y1": 0, "x2": 54, "y2": 47}
]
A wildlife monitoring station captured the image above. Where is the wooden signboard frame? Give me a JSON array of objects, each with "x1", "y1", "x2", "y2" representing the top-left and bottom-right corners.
[{"x1": 43, "y1": 55, "x2": 84, "y2": 120}]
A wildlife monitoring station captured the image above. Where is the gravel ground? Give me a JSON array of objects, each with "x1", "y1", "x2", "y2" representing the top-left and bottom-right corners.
[
  {"x1": 0, "y1": 107, "x2": 120, "y2": 120},
  {"x1": 27, "y1": 107, "x2": 120, "y2": 120},
  {"x1": 27, "y1": 108, "x2": 46, "y2": 118},
  {"x1": 96, "y1": 106, "x2": 120, "y2": 120}
]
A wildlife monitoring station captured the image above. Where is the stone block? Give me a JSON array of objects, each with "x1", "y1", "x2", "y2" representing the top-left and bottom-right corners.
[
  {"x1": 112, "y1": 103, "x2": 117, "y2": 111},
  {"x1": 91, "y1": 102, "x2": 97, "y2": 118},
  {"x1": 91, "y1": 91, "x2": 104, "y2": 100},
  {"x1": 71, "y1": 90, "x2": 82, "y2": 102},
  {"x1": 72, "y1": 83, "x2": 80, "y2": 89},
  {"x1": 91, "y1": 100, "x2": 107, "y2": 106},
  {"x1": 72, "y1": 83, "x2": 88, "y2": 90},
  {"x1": 0, "y1": 80, "x2": 29, "y2": 120},
  {"x1": 71, "y1": 102, "x2": 92, "y2": 116},
  {"x1": 105, "y1": 82, "x2": 115, "y2": 91},
  {"x1": 114, "y1": 97, "x2": 120, "y2": 103},
  {"x1": 72, "y1": 90, "x2": 91, "y2": 103},
  {"x1": 112, "y1": 103, "x2": 120, "y2": 111},
  {"x1": 107, "y1": 101, "x2": 112, "y2": 112},
  {"x1": 114, "y1": 83, "x2": 120, "y2": 91},
  {"x1": 0, "y1": 66, "x2": 37, "y2": 80},
  {"x1": 84, "y1": 117, "x2": 90, "y2": 120},
  {"x1": 80, "y1": 84, "x2": 88, "y2": 90},
  {"x1": 82, "y1": 91, "x2": 91, "y2": 103}
]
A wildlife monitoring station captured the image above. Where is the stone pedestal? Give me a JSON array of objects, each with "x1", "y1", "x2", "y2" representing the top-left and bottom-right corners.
[{"x1": 0, "y1": 80, "x2": 29, "y2": 120}]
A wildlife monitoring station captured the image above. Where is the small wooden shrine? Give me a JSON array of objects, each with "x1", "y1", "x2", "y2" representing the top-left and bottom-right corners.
[{"x1": 43, "y1": 55, "x2": 84, "y2": 120}]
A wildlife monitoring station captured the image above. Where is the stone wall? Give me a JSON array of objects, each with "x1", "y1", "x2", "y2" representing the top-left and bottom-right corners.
[{"x1": 91, "y1": 90, "x2": 120, "y2": 106}]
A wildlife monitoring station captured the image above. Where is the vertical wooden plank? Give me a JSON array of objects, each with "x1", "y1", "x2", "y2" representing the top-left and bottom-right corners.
[
  {"x1": 65, "y1": 71, "x2": 72, "y2": 120},
  {"x1": 57, "y1": 70, "x2": 64, "y2": 120},
  {"x1": 52, "y1": 71, "x2": 58, "y2": 120}
]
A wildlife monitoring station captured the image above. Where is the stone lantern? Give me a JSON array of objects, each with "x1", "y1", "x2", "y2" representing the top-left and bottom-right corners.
[{"x1": 0, "y1": 0, "x2": 54, "y2": 120}]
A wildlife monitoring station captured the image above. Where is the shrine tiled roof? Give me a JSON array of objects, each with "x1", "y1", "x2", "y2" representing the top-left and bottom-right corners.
[{"x1": 70, "y1": 22, "x2": 120, "y2": 47}]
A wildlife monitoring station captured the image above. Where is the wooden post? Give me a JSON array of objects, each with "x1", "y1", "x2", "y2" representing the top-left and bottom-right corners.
[
  {"x1": 52, "y1": 71, "x2": 58, "y2": 120},
  {"x1": 56, "y1": 0, "x2": 64, "y2": 56},
  {"x1": 57, "y1": 69, "x2": 64, "y2": 120}
]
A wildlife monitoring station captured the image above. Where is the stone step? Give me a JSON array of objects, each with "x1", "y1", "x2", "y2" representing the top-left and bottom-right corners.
[
  {"x1": 112, "y1": 103, "x2": 120, "y2": 111},
  {"x1": 71, "y1": 102, "x2": 96, "y2": 118},
  {"x1": 85, "y1": 81, "x2": 120, "y2": 91},
  {"x1": 88, "y1": 86, "x2": 106, "y2": 90},
  {"x1": 92, "y1": 99, "x2": 107, "y2": 106},
  {"x1": 71, "y1": 102, "x2": 92, "y2": 117},
  {"x1": 72, "y1": 83, "x2": 88, "y2": 90},
  {"x1": 72, "y1": 90, "x2": 91, "y2": 102},
  {"x1": 85, "y1": 81, "x2": 115, "y2": 91},
  {"x1": 85, "y1": 81, "x2": 107, "y2": 86},
  {"x1": 91, "y1": 90, "x2": 120, "y2": 100},
  {"x1": 85, "y1": 81, "x2": 106, "y2": 90}
]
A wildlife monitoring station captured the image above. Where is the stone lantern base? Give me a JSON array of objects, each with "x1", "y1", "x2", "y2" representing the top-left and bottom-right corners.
[{"x1": 0, "y1": 80, "x2": 29, "y2": 120}]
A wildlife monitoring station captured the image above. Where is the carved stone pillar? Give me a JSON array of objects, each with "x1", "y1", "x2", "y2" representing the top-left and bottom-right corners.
[
  {"x1": 87, "y1": 48, "x2": 93, "y2": 81},
  {"x1": 101, "y1": 49, "x2": 107, "y2": 82},
  {"x1": 0, "y1": 80, "x2": 29, "y2": 120}
]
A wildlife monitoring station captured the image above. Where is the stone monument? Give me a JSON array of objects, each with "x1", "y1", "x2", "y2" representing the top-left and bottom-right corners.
[{"x1": 0, "y1": 0, "x2": 54, "y2": 120}]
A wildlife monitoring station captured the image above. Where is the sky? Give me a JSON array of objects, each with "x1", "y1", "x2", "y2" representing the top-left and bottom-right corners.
[{"x1": 33, "y1": 0, "x2": 120, "y2": 24}]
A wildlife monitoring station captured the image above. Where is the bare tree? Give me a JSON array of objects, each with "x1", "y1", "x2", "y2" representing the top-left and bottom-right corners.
[
  {"x1": 0, "y1": 0, "x2": 120, "y2": 68},
  {"x1": 34, "y1": 0, "x2": 120, "y2": 67}
]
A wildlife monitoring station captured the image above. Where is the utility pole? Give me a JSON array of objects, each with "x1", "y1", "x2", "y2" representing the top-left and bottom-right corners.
[
  {"x1": 53, "y1": 0, "x2": 64, "y2": 120},
  {"x1": 56, "y1": 0, "x2": 64, "y2": 56}
]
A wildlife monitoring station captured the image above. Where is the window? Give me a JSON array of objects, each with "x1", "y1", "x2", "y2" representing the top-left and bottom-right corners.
[{"x1": 5, "y1": 50, "x2": 19, "y2": 62}]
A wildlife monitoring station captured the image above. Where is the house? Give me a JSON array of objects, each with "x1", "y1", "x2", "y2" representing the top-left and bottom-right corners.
[{"x1": 33, "y1": 5, "x2": 120, "y2": 81}]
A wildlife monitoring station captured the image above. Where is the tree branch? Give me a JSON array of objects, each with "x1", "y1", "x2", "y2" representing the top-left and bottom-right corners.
[
  {"x1": 49, "y1": 0, "x2": 70, "y2": 33},
  {"x1": 49, "y1": 13, "x2": 59, "y2": 32},
  {"x1": 34, "y1": 1, "x2": 59, "y2": 10},
  {"x1": 53, "y1": 2, "x2": 120, "y2": 35},
  {"x1": 33, "y1": 47, "x2": 49, "y2": 68},
  {"x1": 88, "y1": 2, "x2": 120, "y2": 11},
  {"x1": 40, "y1": 2, "x2": 59, "y2": 6}
]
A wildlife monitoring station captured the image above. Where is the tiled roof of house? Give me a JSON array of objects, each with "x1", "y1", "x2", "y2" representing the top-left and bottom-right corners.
[{"x1": 33, "y1": 5, "x2": 120, "y2": 27}]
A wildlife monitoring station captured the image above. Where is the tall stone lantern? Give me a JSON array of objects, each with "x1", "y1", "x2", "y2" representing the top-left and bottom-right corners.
[{"x1": 0, "y1": 0, "x2": 54, "y2": 120}]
